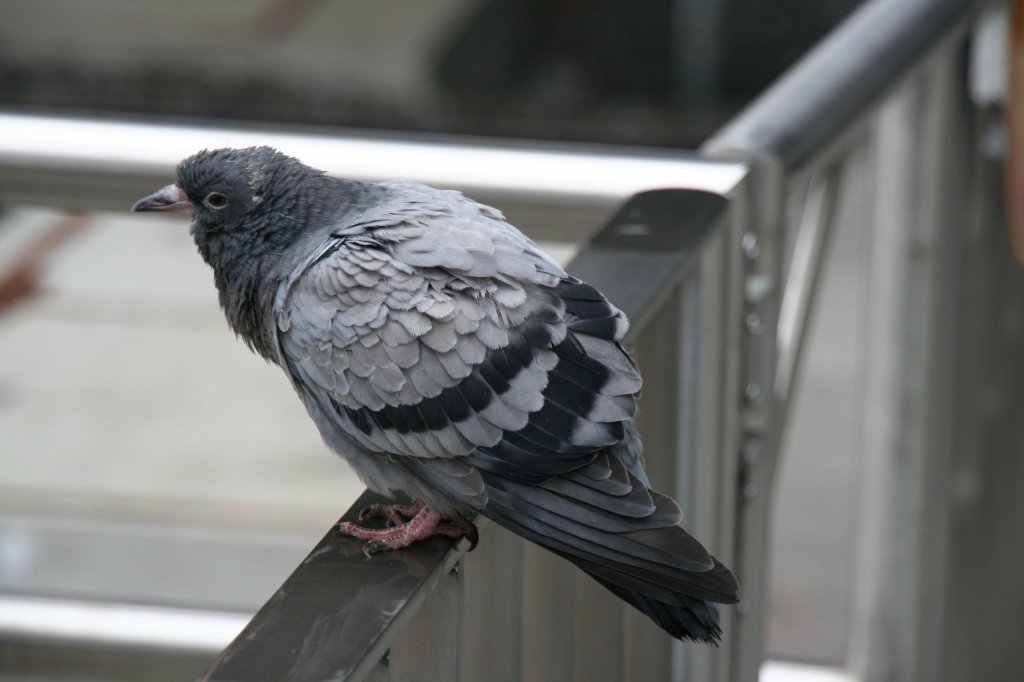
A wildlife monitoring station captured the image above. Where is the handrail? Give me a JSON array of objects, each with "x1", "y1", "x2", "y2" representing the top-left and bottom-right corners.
[
  {"x1": 0, "y1": 111, "x2": 747, "y2": 210},
  {"x1": 703, "y1": 0, "x2": 979, "y2": 168},
  {"x1": 199, "y1": 491, "x2": 472, "y2": 682},
  {"x1": 0, "y1": 595, "x2": 247, "y2": 652}
]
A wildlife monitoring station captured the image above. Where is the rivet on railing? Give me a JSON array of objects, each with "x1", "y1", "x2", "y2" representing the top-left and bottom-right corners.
[
  {"x1": 742, "y1": 439, "x2": 762, "y2": 466},
  {"x1": 741, "y1": 232, "x2": 760, "y2": 259},
  {"x1": 744, "y1": 382, "x2": 763, "y2": 403},
  {"x1": 745, "y1": 312, "x2": 765, "y2": 335}
]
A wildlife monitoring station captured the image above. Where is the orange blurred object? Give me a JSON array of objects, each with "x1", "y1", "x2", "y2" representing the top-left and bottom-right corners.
[{"x1": 1006, "y1": 0, "x2": 1024, "y2": 264}]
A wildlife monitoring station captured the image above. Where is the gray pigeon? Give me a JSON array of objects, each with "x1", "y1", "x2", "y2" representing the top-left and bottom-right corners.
[{"x1": 132, "y1": 146, "x2": 739, "y2": 643}]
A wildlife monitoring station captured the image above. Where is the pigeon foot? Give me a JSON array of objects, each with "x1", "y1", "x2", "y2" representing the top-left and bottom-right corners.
[{"x1": 338, "y1": 500, "x2": 478, "y2": 556}]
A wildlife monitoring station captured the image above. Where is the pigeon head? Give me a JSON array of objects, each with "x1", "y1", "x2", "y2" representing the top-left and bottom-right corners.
[
  {"x1": 131, "y1": 145, "x2": 350, "y2": 272},
  {"x1": 131, "y1": 146, "x2": 373, "y2": 360},
  {"x1": 132, "y1": 146, "x2": 333, "y2": 358},
  {"x1": 174, "y1": 146, "x2": 275, "y2": 233},
  {"x1": 132, "y1": 146, "x2": 312, "y2": 235}
]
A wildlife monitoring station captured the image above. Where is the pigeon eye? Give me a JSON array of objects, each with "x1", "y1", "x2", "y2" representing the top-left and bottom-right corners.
[{"x1": 203, "y1": 192, "x2": 229, "y2": 210}]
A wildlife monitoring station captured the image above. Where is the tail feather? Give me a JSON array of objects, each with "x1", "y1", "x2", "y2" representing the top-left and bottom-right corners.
[
  {"x1": 484, "y1": 486, "x2": 722, "y2": 581},
  {"x1": 565, "y1": 551, "x2": 739, "y2": 606},
  {"x1": 595, "y1": 576, "x2": 723, "y2": 644},
  {"x1": 480, "y1": 472, "x2": 739, "y2": 642}
]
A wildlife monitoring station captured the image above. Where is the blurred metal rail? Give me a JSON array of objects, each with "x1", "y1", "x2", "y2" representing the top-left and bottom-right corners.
[
  {"x1": 704, "y1": 0, "x2": 979, "y2": 170},
  {"x1": 0, "y1": 111, "x2": 747, "y2": 211},
  {"x1": 0, "y1": 595, "x2": 247, "y2": 652}
]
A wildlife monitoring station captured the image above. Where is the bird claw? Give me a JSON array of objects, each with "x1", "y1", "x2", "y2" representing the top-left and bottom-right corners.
[
  {"x1": 363, "y1": 540, "x2": 388, "y2": 558},
  {"x1": 358, "y1": 501, "x2": 423, "y2": 526},
  {"x1": 337, "y1": 503, "x2": 478, "y2": 555},
  {"x1": 463, "y1": 523, "x2": 480, "y2": 551},
  {"x1": 444, "y1": 517, "x2": 479, "y2": 551},
  {"x1": 357, "y1": 506, "x2": 374, "y2": 522}
]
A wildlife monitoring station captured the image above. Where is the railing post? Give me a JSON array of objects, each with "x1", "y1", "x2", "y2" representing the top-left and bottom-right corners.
[
  {"x1": 702, "y1": 4, "x2": 985, "y2": 679},
  {"x1": 725, "y1": 157, "x2": 787, "y2": 682}
]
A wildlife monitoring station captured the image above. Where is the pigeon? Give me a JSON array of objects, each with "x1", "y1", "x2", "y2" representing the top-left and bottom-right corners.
[{"x1": 132, "y1": 146, "x2": 739, "y2": 643}]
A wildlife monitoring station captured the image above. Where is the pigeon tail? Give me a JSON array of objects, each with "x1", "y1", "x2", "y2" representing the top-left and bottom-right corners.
[
  {"x1": 478, "y1": 469, "x2": 739, "y2": 643},
  {"x1": 593, "y1": 576, "x2": 723, "y2": 644}
]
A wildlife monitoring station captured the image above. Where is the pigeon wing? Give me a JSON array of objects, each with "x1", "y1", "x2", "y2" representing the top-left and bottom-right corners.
[{"x1": 273, "y1": 186, "x2": 603, "y2": 463}]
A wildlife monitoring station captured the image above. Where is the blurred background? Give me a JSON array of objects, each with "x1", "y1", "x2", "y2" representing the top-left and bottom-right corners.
[
  {"x1": 0, "y1": 0, "x2": 863, "y2": 147},
  {"x1": 1, "y1": 1, "x2": 1016, "y2": 681}
]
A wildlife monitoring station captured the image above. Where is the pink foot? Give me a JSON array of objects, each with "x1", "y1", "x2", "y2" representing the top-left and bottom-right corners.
[
  {"x1": 338, "y1": 500, "x2": 478, "y2": 557},
  {"x1": 358, "y1": 501, "x2": 424, "y2": 526}
]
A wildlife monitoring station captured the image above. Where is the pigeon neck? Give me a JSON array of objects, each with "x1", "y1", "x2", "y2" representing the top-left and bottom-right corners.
[
  {"x1": 199, "y1": 176, "x2": 381, "y2": 362},
  {"x1": 203, "y1": 230, "x2": 282, "y2": 361}
]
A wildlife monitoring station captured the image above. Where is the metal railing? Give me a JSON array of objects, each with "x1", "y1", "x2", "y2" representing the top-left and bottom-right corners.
[
  {"x1": 1, "y1": 0, "x2": 1014, "y2": 680},
  {"x1": 703, "y1": 2, "x2": 994, "y2": 680},
  {"x1": 0, "y1": 112, "x2": 745, "y2": 211}
]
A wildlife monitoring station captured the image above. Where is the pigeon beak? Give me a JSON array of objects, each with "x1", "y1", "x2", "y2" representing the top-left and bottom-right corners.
[{"x1": 131, "y1": 184, "x2": 192, "y2": 213}]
